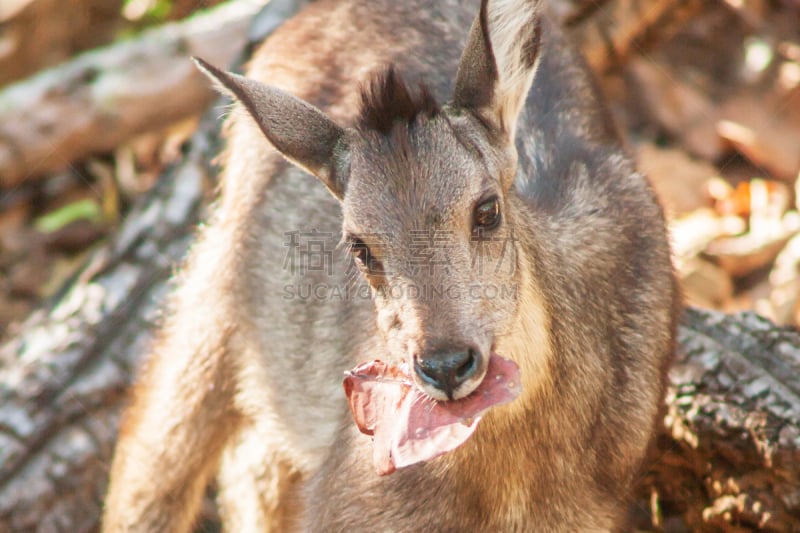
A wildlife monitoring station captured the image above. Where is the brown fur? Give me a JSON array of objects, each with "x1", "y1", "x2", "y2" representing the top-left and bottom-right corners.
[
  {"x1": 358, "y1": 66, "x2": 439, "y2": 134},
  {"x1": 103, "y1": 0, "x2": 678, "y2": 531}
]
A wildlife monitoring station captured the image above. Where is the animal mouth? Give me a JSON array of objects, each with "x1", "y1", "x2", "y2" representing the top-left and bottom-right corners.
[{"x1": 343, "y1": 354, "x2": 521, "y2": 475}]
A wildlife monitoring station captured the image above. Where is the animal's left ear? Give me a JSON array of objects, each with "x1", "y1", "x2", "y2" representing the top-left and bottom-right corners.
[
  {"x1": 193, "y1": 57, "x2": 350, "y2": 200},
  {"x1": 453, "y1": 0, "x2": 542, "y2": 143}
]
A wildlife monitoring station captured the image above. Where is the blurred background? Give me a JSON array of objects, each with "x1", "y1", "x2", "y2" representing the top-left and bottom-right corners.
[{"x1": 1, "y1": 0, "x2": 799, "y2": 343}]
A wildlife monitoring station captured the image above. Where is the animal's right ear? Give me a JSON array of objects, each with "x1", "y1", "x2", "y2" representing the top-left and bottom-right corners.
[
  {"x1": 452, "y1": 0, "x2": 542, "y2": 144},
  {"x1": 193, "y1": 57, "x2": 349, "y2": 200}
]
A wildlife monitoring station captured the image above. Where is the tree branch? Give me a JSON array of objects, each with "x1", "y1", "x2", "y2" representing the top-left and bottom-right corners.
[{"x1": 0, "y1": 0, "x2": 264, "y2": 187}]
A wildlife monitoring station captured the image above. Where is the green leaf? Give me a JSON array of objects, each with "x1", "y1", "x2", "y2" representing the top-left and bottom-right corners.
[{"x1": 34, "y1": 199, "x2": 103, "y2": 233}]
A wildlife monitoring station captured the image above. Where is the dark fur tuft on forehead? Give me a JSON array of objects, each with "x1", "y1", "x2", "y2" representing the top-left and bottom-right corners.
[{"x1": 358, "y1": 66, "x2": 439, "y2": 134}]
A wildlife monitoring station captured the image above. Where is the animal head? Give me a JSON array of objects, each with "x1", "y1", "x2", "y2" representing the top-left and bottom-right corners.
[{"x1": 196, "y1": 0, "x2": 542, "y2": 401}]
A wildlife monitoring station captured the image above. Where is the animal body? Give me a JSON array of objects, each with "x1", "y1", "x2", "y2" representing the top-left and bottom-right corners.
[{"x1": 103, "y1": 0, "x2": 678, "y2": 530}]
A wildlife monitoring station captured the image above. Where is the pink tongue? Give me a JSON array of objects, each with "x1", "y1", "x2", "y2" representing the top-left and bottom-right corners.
[{"x1": 343, "y1": 354, "x2": 520, "y2": 475}]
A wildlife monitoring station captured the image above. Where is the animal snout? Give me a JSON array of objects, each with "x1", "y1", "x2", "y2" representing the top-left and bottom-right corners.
[{"x1": 414, "y1": 346, "x2": 482, "y2": 401}]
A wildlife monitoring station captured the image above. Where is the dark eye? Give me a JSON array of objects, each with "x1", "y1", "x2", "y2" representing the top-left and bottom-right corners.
[
  {"x1": 350, "y1": 237, "x2": 382, "y2": 274},
  {"x1": 473, "y1": 196, "x2": 501, "y2": 231}
]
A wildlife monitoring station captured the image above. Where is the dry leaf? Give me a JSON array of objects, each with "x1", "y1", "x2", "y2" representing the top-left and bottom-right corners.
[
  {"x1": 638, "y1": 143, "x2": 717, "y2": 217},
  {"x1": 628, "y1": 58, "x2": 724, "y2": 161},
  {"x1": 718, "y1": 94, "x2": 800, "y2": 181}
]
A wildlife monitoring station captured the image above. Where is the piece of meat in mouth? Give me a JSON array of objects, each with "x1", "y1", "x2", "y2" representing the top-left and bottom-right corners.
[{"x1": 343, "y1": 354, "x2": 521, "y2": 475}]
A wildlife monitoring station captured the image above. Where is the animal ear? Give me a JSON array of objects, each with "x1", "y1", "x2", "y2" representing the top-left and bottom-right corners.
[
  {"x1": 193, "y1": 57, "x2": 349, "y2": 200},
  {"x1": 453, "y1": 0, "x2": 542, "y2": 142}
]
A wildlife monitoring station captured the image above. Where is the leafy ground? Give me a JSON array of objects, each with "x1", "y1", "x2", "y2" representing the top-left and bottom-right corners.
[{"x1": 605, "y1": 0, "x2": 800, "y2": 325}]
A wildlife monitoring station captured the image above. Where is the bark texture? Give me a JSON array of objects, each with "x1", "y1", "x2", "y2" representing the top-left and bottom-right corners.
[{"x1": 641, "y1": 308, "x2": 800, "y2": 532}]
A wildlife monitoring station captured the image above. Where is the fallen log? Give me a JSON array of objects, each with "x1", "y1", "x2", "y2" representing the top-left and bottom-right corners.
[
  {"x1": 0, "y1": 102, "x2": 213, "y2": 533},
  {"x1": 0, "y1": 0, "x2": 265, "y2": 188},
  {"x1": 641, "y1": 308, "x2": 800, "y2": 532}
]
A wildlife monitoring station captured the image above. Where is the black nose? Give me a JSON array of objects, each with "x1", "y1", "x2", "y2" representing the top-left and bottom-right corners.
[{"x1": 414, "y1": 347, "x2": 480, "y2": 400}]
